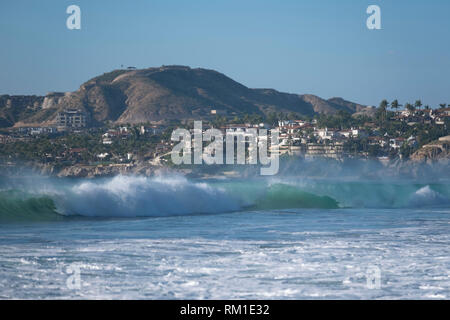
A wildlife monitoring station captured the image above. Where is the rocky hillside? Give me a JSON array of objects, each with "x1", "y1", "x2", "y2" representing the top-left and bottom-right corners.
[
  {"x1": 0, "y1": 95, "x2": 44, "y2": 127},
  {"x1": 0, "y1": 65, "x2": 367, "y2": 127},
  {"x1": 410, "y1": 136, "x2": 450, "y2": 163}
]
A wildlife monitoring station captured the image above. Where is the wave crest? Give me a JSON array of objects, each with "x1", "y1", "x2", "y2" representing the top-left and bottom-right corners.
[
  {"x1": 1, "y1": 175, "x2": 449, "y2": 221},
  {"x1": 408, "y1": 185, "x2": 450, "y2": 208},
  {"x1": 60, "y1": 175, "x2": 241, "y2": 217}
]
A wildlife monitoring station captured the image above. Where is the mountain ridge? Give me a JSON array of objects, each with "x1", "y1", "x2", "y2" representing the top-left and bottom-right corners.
[{"x1": 0, "y1": 65, "x2": 369, "y2": 127}]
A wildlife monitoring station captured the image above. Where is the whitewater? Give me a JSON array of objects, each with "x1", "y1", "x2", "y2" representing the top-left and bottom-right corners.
[{"x1": 0, "y1": 173, "x2": 449, "y2": 299}]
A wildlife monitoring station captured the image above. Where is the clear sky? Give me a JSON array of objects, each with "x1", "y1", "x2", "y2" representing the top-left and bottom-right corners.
[{"x1": 0, "y1": 0, "x2": 449, "y2": 107}]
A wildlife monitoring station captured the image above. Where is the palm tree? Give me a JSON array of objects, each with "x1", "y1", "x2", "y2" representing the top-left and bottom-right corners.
[
  {"x1": 405, "y1": 103, "x2": 415, "y2": 114},
  {"x1": 439, "y1": 103, "x2": 447, "y2": 109},
  {"x1": 414, "y1": 100, "x2": 422, "y2": 111},
  {"x1": 380, "y1": 99, "x2": 389, "y2": 120},
  {"x1": 379, "y1": 99, "x2": 389, "y2": 110},
  {"x1": 391, "y1": 99, "x2": 400, "y2": 112}
]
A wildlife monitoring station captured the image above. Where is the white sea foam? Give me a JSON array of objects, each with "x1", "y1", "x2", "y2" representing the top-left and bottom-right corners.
[
  {"x1": 409, "y1": 185, "x2": 449, "y2": 208},
  {"x1": 59, "y1": 175, "x2": 240, "y2": 217},
  {"x1": 1, "y1": 222, "x2": 449, "y2": 299}
]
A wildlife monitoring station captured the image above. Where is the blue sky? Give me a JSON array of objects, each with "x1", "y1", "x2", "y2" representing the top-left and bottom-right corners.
[{"x1": 0, "y1": 0, "x2": 449, "y2": 107}]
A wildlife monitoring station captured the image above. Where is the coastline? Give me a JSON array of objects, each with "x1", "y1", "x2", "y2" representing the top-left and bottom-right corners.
[{"x1": 1, "y1": 156, "x2": 448, "y2": 181}]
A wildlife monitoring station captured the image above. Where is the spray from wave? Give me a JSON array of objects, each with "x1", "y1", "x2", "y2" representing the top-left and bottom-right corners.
[
  {"x1": 408, "y1": 185, "x2": 450, "y2": 208},
  {"x1": 58, "y1": 175, "x2": 241, "y2": 217}
]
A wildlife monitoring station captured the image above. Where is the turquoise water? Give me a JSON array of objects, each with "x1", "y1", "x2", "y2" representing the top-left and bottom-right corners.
[{"x1": 0, "y1": 175, "x2": 449, "y2": 299}]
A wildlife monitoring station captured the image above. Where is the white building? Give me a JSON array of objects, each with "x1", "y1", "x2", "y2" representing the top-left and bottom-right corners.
[
  {"x1": 389, "y1": 138, "x2": 405, "y2": 149},
  {"x1": 316, "y1": 128, "x2": 336, "y2": 140}
]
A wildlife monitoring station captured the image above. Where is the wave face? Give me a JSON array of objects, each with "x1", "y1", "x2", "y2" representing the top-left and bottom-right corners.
[
  {"x1": 250, "y1": 184, "x2": 339, "y2": 210},
  {"x1": 0, "y1": 190, "x2": 61, "y2": 222},
  {"x1": 261, "y1": 179, "x2": 450, "y2": 209},
  {"x1": 0, "y1": 174, "x2": 449, "y2": 221}
]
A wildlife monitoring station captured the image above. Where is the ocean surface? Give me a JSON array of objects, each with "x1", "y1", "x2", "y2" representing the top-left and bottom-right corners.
[{"x1": 0, "y1": 174, "x2": 449, "y2": 299}]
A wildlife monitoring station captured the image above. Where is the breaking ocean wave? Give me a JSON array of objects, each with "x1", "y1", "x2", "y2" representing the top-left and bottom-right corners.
[{"x1": 0, "y1": 174, "x2": 449, "y2": 221}]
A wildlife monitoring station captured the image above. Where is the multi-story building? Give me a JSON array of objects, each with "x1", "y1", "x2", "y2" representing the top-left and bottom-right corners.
[
  {"x1": 306, "y1": 142, "x2": 344, "y2": 159},
  {"x1": 56, "y1": 109, "x2": 88, "y2": 128}
]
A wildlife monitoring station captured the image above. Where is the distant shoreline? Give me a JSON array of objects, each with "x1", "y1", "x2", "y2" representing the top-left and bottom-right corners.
[{"x1": 1, "y1": 155, "x2": 448, "y2": 181}]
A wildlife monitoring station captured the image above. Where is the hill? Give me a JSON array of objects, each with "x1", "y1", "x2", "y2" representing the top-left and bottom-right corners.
[{"x1": 0, "y1": 65, "x2": 367, "y2": 127}]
